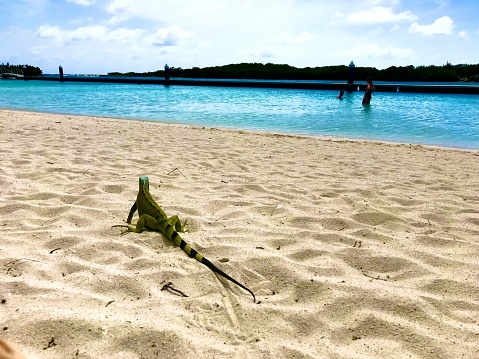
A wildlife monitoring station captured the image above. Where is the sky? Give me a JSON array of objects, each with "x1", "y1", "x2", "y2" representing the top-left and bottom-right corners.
[{"x1": 1, "y1": 0, "x2": 478, "y2": 74}]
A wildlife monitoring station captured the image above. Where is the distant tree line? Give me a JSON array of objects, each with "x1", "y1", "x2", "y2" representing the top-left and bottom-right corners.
[
  {"x1": 109, "y1": 62, "x2": 479, "y2": 82},
  {"x1": 0, "y1": 63, "x2": 42, "y2": 76}
]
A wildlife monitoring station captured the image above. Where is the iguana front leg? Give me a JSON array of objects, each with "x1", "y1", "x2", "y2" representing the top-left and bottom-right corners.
[{"x1": 126, "y1": 202, "x2": 138, "y2": 224}]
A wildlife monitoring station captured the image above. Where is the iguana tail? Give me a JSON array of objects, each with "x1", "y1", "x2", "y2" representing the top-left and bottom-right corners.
[{"x1": 159, "y1": 219, "x2": 256, "y2": 303}]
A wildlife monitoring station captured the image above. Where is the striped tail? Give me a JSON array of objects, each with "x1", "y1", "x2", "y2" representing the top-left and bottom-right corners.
[{"x1": 158, "y1": 218, "x2": 256, "y2": 302}]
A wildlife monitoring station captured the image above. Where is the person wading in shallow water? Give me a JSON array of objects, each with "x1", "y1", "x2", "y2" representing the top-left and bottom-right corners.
[{"x1": 362, "y1": 77, "x2": 375, "y2": 105}]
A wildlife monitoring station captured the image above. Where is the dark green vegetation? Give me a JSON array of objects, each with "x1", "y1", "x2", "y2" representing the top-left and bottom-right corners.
[
  {"x1": 109, "y1": 62, "x2": 479, "y2": 82},
  {"x1": 1, "y1": 63, "x2": 42, "y2": 76}
]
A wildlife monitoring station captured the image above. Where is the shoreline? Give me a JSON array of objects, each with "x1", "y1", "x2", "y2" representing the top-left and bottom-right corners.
[
  {"x1": 2, "y1": 107, "x2": 477, "y2": 152},
  {"x1": 1, "y1": 109, "x2": 478, "y2": 358}
]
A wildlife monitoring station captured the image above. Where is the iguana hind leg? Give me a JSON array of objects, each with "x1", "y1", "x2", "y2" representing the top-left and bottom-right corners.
[
  {"x1": 125, "y1": 200, "x2": 187, "y2": 232},
  {"x1": 167, "y1": 214, "x2": 188, "y2": 233},
  {"x1": 113, "y1": 213, "x2": 158, "y2": 234},
  {"x1": 128, "y1": 214, "x2": 159, "y2": 232}
]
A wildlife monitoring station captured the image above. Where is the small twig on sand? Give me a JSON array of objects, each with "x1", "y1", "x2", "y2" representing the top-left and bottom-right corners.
[
  {"x1": 161, "y1": 282, "x2": 189, "y2": 297},
  {"x1": 361, "y1": 271, "x2": 389, "y2": 281},
  {"x1": 43, "y1": 337, "x2": 57, "y2": 350},
  {"x1": 167, "y1": 167, "x2": 188, "y2": 180},
  {"x1": 2, "y1": 258, "x2": 40, "y2": 268}
]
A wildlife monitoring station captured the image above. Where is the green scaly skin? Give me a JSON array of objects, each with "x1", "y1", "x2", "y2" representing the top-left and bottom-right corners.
[{"x1": 114, "y1": 176, "x2": 256, "y2": 302}]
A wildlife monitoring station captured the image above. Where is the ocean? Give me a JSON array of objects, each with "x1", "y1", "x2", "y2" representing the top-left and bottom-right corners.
[{"x1": 1, "y1": 79, "x2": 478, "y2": 149}]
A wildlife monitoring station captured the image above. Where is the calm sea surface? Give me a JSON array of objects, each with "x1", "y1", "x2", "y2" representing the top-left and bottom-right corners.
[{"x1": 1, "y1": 79, "x2": 478, "y2": 149}]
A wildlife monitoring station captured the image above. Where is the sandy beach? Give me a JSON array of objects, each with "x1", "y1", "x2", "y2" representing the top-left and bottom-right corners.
[{"x1": 1, "y1": 109, "x2": 478, "y2": 358}]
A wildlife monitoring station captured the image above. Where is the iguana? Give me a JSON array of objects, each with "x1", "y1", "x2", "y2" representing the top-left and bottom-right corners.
[{"x1": 113, "y1": 176, "x2": 256, "y2": 302}]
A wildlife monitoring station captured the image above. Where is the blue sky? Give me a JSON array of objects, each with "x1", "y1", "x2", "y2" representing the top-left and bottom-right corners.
[{"x1": 1, "y1": 0, "x2": 478, "y2": 74}]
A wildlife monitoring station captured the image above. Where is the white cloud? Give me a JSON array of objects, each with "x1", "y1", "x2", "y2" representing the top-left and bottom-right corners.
[
  {"x1": 106, "y1": 0, "x2": 187, "y2": 22},
  {"x1": 37, "y1": 24, "x2": 107, "y2": 43},
  {"x1": 369, "y1": 27, "x2": 384, "y2": 35},
  {"x1": 148, "y1": 25, "x2": 193, "y2": 47},
  {"x1": 66, "y1": 0, "x2": 95, "y2": 6},
  {"x1": 408, "y1": 16, "x2": 455, "y2": 36},
  {"x1": 458, "y1": 30, "x2": 469, "y2": 41},
  {"x1": 345, "y1": 6, "x2": 418, "y2": 24},
  {"x1": 290, "y1": 32, "x2": 315, "y2": 44},
  {"x1": 36, "y1": 24, "x2": 144, "y2": 44},
  {"x1": 390, "y1": 24, "x2": 401, "y2": 32},
  {"x1": 348, "y1": 43, "x2": 414, "y2": 60},
  {"x1": 107, "y1": 28, "x2": 145, "y2": 43}
]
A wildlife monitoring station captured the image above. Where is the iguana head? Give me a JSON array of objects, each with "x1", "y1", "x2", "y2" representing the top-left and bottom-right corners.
[{"x1": 139, "y1": 176, "x2": 150, "y2": 192}]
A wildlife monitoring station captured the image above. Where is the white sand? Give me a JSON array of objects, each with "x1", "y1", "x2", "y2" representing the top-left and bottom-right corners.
[{"x1": 1, "y1": 109, "x2": 479, "y2": 358}]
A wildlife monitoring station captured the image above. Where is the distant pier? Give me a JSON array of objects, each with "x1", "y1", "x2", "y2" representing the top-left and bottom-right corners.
[{"x1": 22, "y1": 76, "x2": 479, "y2": 94}]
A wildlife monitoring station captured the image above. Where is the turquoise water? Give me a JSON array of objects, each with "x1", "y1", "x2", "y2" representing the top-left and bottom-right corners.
[{"x1": 1, "y1": 79, "x2": 478, "y2": 149}]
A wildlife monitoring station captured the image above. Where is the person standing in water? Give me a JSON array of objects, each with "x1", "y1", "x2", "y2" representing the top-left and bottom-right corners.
[{"x1": 362, "y1": 77, "x2": 375, "y2": 105}]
